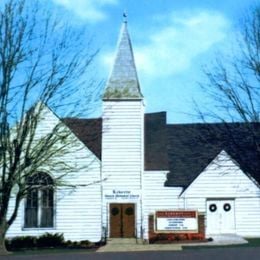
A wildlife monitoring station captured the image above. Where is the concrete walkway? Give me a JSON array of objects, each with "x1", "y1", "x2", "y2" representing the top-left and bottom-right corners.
[
  {"x1": 177, "y1": 234, "x2": 248, "y2": 248},
  {"x1": 97, "y1": 238, "x2": 182, "y2": 252},
  {"x1": 97, "y1": 235, "x2": 248, "y2": 252},
  {"x1": 206, "y1": 234, "x2": 248, "y2": 245}
]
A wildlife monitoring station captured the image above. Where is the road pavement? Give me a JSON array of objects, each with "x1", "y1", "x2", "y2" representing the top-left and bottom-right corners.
[{"x1": 1, "y1": 247, "x2": 260, "y2": 260}]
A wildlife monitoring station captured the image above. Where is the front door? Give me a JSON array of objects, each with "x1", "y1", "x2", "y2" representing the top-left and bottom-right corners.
[
  {"x1": 110, "y1": 203, "x2": 135, "y2": 238},
  {"x1": 207, "y1": 199, "x2": 235, "y2": 234}
]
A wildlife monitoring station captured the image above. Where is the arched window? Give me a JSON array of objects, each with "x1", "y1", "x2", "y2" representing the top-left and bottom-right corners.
[{"x1": 25, "y1": 172, "x2": 54, "y2": 228}]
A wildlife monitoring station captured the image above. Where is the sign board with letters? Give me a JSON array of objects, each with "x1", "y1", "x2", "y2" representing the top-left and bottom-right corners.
[
  {"x1": 155, "y1": 210, "x2": 198, "y2": 233},
  {"x1": 104, "y1": 190, "x2": 140, "y2": 201}
]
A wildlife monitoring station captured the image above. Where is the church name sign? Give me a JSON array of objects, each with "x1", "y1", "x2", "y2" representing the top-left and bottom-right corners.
[
  {"x1": 155, "y1": 210, "x2": 198, "y2": 233},
  {"x1": 104, "y1": 190, "x2": 140, "y2": 200}
]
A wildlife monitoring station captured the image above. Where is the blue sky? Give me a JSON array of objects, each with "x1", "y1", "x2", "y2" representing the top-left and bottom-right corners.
[{"x1": 49, "y1": 0, "x2": 256, "y2": 123}]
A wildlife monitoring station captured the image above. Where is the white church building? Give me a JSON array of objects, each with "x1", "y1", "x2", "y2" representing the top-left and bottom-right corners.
[{"x1": 6, "y1": 21, "x2": 260, "y2": 242}]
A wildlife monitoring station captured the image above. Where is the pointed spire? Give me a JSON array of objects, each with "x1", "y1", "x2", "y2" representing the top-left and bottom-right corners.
[{"x1": 103, "y1": 19, "x2": 143, "y2": 100}]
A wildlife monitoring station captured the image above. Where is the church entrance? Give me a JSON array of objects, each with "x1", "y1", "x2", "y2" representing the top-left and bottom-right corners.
[
  {"x1": 206, "y1": 199, "x2": 235, "y2": 234},
  {"x1": 109, "y1": 203, "x2": 135, "y2": 238}
]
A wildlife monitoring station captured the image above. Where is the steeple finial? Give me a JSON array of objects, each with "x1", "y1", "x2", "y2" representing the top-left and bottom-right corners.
[{"x1": 123, "y1": 11, "x2": 127, "y2": 23}]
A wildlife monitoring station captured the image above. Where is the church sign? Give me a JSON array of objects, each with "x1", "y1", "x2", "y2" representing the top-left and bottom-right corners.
[
  {"x1": 155, "y1": 210, "x2": 198, "y2": 233},
  {"x1": 104, "y1": 190, "x2": 140, "y2": 200}
]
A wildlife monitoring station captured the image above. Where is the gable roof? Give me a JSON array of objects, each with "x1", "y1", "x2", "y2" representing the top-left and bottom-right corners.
[
  {"x1": 165, "y1": 122, "x2": 260, "y2": 187},
  {"x1": 63, "y1": 114, "x2": 259, "y2": 187},
  {"x1": 180, "y1": 149, "x2": 260, "y2": 197},
  {"x1": 63, "y1": 112, "x2": 168, "y2": 171},
  {"x1": 62, "y1": 118, "x2": 102, "y2": 159}
]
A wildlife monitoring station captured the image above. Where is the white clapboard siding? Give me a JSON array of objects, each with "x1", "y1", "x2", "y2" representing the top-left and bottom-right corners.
[
  {"x1": 6, "y1": 105, "x2": 102, "y2": 242},
  {"x1": 182, "y1": 197, "x2": 260, "y2": 237},
  {"x1": 182, "y1": 150, "x2": 260, "y2": 198},
  {"x1": 180, "y1": 150, "x2": 260, "y2": 237},
  {"x1": 235, "y1": 198, "x2": 260, "y2": 236},
  {"x1": 102, "y1": 101, "x2": 144, "y2": 190},
  {"x1": 102, "y1": 100, "x2": 144, "y2": 238},
  {"x1": 183, "y1": 198, "x2": 206, "y2": 212},
  {"x1": 142, "y1": 171, "x2": 183, "y2": 239}
]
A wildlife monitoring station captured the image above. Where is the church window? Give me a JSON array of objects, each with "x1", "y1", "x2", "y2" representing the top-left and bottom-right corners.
[{"x1": 24, "y1": 172, "x2": 54, "y2": 228}]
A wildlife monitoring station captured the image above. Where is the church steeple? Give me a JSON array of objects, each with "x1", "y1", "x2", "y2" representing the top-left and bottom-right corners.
[
  {"x1": 103, "y1": 20, "x2": 143, "y2": 100},
  {"x1": 102, "y1": 19, "x2": 144, "y2": 237}
]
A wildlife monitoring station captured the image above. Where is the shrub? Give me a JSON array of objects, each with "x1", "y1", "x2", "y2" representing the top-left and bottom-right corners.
[
  {"x1": 64, "y1": 240, "x2": 94, "y2": 248},
  {"x1": 6, "y1": 236, "x2": 37, "y2": 250},
  {"x1": 5, "y1": 233, "x2": 97, "y2": 250},
  {"x1": 37, "y1": 233, "x2": 64, "y2": 248}
]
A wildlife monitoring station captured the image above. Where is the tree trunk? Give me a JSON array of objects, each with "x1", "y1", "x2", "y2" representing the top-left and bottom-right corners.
[{"x1": 0, "y1": 221, "x2": 9, "y2": 255}]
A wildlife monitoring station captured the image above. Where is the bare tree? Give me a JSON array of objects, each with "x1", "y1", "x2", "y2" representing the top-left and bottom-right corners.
[
  {"x1": 198, "y1": 5, "x2": 259, "y2": 122},
  {"x1": 0, "y1": 0, "x2": 99, "y2": 254},
  {"x1": 195, "y1": 4, "x2": 260, "y2": 158}
]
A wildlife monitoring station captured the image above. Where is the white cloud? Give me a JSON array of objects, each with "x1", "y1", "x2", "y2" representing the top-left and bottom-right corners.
[
  {"x1": 52, "y1": 0, "x2": 118, "y2": 22},
  {"x1": 103, "y1": 10, "x2": 231, "y2": 78}
]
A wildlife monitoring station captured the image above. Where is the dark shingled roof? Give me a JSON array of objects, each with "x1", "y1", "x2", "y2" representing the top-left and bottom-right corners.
[
  {"x1": 63, "y1": 114, "x2": 260, "y2": 187},
  {"x1": 63, "y1": 112, "x2": 168, "y2": 171},
  {"x1": 62, "y1": 118, "x2": 102, "y2": 159},
  {"x1": 165, "y1": 123, "x2": 260, "y2": 187},
  {"x1": 144, "y1": 112, "x2": 169, "y2": 170}
]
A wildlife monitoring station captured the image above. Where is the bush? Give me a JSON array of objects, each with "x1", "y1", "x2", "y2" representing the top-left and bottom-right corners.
[
  {"x1": 5, "y1": 233, "x2": 97, "y2": 250},
  {"x1": 36, "y1": 233, "x2": 64, "y2": 248},
  {"x1": 6, "y1": 233, "x2": 65, "y2": 250},
  {"x1": 6, "y1": 236, "x2": 37, "y2": 250},
  {"x1": 65, "y1": 240, "x2": 94, "y2": 248}
]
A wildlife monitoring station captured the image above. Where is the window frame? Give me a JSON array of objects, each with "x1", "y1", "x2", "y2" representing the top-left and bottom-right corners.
[{"x1": 23, "y1": 172, "x2": 55, "y2": 230}]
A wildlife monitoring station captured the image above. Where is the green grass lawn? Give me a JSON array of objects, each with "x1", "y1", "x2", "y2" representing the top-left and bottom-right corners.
[{"x1": 183, "y1": 238, "x2": 260, "y2": 250}]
